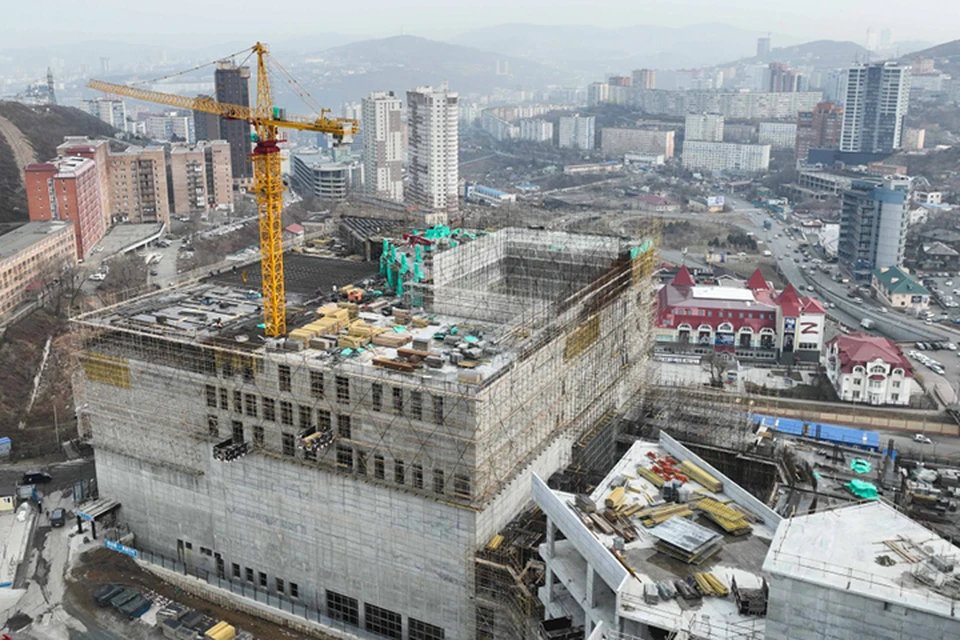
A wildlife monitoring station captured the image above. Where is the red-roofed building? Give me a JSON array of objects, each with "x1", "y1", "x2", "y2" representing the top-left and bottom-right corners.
[
  {"x1": 824, "y1": 334, "x2": 914, "y2": 405},
  {"x1": 655, "y1": 267, "x2": 826, "y2": 362},
  {"x1": 283, "y1": 223, "x2": 305, "y2": 248}
]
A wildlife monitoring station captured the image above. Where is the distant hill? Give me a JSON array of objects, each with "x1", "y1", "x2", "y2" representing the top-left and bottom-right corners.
[
  {"x1": 904, "y1": 39, "x2": 960, "y2": 60},
  {"x1": 725, "y1": 40, "x2": 870, "y2": 69},
  {"x1": 450, "y1": 23, "x2": 796, "y2": 75},
  {"x1": 287, "y1": 35, "x2": 569, "y2": 108},
  {"x1": 0, "y1": 102, "x2": 116, "y2": 223}
]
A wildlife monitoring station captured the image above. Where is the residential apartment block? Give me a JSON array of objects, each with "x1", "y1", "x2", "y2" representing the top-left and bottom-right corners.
[
  {"x1": 57, "y1": 137, "x2": 112, "y2": 229},
  {"x1": 600, "y1": 128, "x2": 675, "y2": 158},
  {"x1": 518, "y1": 119, "x2": 554, "y2": 143},
  {"x1": 684, "y1": 113, "x2": 724, "y2": 142},
  {"x1": 795, "y1": 102, "x2": 843, "y2": 165},
  {"x1": 361, "y1": 92, "x2": 404, "y2": 203},
  {"x1": 0, "y1": 221, "x2": 77, "y2": 317},
  {"x1": 169, "y1": 141, "x2": 234, "y2": 216},
  {"x1": 839, "y1": 177, "x2": 910, "y2": 279},
  {"x1": 107, "y1": 146, "x2": 171, "y2": 225},
  {"x1": 841, "y1": 62, "x2": 911, "y2": 153},
  {"x1": 681, "y1": 141, "x2": 771, "y2": 173},
  {"x1": 407, "y1": 86, "x2": 459, "y2": 224},
  {"x1": 25, "y1": 156, "x2": 104, "y2": 259},
  {"x1": 758, "y1": 122, "x2": 798, "y2": 149},
  {"x1": 558, "y1": 115, "x2": 596, "y2": 150}
]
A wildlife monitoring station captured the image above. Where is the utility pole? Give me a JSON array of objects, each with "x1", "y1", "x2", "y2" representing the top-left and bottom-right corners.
[{"x1": 53, "y1": 405, "x2": 60, "y2": 453}]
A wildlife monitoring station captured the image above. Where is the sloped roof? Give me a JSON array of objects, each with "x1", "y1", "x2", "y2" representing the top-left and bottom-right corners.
[
  {"x1": 285, "y1": 223, "x2": 305, "y2": 234},
  {"x1": 776, "y1": 283, "x2": 802, "y2": 317},
  {"x1": 828, "y1": 333, "x2": 912, "y2": 375},
  {"x1": 746, "y1": 268, "x2": 771, "y2": 290},
  {"x1": 671, "y1": 265, "x2": 696, "y2": 287},
  {"x1": 872, "y1": 266, "x2": 930, "y2": 296},
  {"x1": 923, "y1": 241, "x2": 960, "y2": 257}
]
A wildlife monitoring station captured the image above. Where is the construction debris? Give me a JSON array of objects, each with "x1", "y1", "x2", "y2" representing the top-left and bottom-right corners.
[{"x1": 648, "y1": 517, "x2": 724, "y2": 565}]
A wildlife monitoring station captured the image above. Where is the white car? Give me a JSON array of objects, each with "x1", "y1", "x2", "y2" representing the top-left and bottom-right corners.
[
  {"x1": 88, "y1": 273, "x2": 106, "y2": 281},
  {"x1": 948, "y1": 343, "x2": 958, "y2": 351},
  {"x1": 914, "y1": 434, "x2": 933, "y2": 444}
]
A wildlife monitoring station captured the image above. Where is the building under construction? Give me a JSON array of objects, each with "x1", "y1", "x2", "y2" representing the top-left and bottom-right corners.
[{"x1": 71, "y1": 226, "x2": 659, "y2": 640}]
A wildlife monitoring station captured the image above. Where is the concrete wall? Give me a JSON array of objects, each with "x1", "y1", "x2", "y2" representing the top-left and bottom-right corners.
[{"x1": 766, "y1": 575, "x2": 960, "y2": 640}]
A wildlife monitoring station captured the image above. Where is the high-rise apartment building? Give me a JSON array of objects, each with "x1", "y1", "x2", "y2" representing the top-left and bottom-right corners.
[
  {"x1": 608, "y1": 76, "x2": 631, "y2": 87},
  {"x1": 57, "y1": 137, "x2": 112, "y2": 229},
  {"x1": 840, "y1": 62, "x2": 911, "y2": 153},
  {"x1": 25, "y1": 157, "x2": 104, "y2": 259},
  {"x1": 215, "y1": 62, "x2": 252, "y2": 184},
  {"x1": 632, "y1": 69, "x2": 656, "y2": 89},
  {"x1": 839, "y1": 177, "x2": 910, "y2": 279},
  {"x1": 758, "y1": 122, "x2": 798, "y2": 149},
  {"x1": 406, "y1": 86, "x2": 459, "y2": 224},
  {"x1": 757, "y1": 36, "x2": 772, "y2": 57},
  {"x1": 361, "y1": 92, "x2": 404, "y2": 203},
  {"x1": 558, "y1": 115, "x2": 596, "y2": 150},
  {"x1": 169, "y1": 141, "x2": 234, "y2": 216},
  {"x1": 684, "y1": 113, "x2": 725, "y2": 142},
  {"x1": 767, "y1": 62, "x2": 803, "y2": 92},
  {"x1": 83, "y1": 98, "x2": 127, "y2": 131},
  {"x1": 146, "y1": 113, "x2": 195, "y2": 144},
  {"x1": 107, "y1": 146, "x2": 171, "y2": 225},
  {"x1": 795, "y1": 102, "x2": 844, "y2": 165},
  {"x1": 193, "y1": 96, "x2": 221, "y2": 141}
]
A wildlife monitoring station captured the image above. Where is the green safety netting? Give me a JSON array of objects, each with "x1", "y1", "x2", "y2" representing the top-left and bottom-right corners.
[
  {"x1": 846, "y1": 479, "x2": 879, "y2": 500},
  {"x1": 850, "y1": 459, "x2": 872, "y2": 474}
]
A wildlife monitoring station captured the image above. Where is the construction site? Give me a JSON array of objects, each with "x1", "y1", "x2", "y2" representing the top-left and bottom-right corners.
[{"x1": 70, "y1": 223, "x2": 661, "y2": 640}]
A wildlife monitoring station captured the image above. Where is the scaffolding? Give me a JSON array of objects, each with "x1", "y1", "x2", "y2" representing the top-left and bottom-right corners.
[{"x1": 70, "y1": 222, "x2": 662, "y2": 640}]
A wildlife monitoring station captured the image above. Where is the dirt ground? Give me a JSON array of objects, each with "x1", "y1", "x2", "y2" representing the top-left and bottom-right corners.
[{"x1": 67, "y1": 547, "x2": 332, "y2": 640}]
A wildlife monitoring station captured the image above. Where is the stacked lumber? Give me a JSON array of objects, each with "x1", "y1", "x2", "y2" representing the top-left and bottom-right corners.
[
  {"x1": 636, "y1": 503, "x2": 693, "y2": 528},
  {"x1": 681, "y1": 461, "x2": 723, "y2": 492},
  {"x1": 695, "y1": 498, "x2": 752, "y2": 536},
  {"x1": 372, "y1": 332, "x2": 412, "y2": 348},
  {"x1": 693, "y1": 572, "x2": 729, "y2": 597}
]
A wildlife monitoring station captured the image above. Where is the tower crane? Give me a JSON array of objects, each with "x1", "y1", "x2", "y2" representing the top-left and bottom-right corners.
[{"x1": 88, "y1": 42, "x2": 359, "y2": 336}]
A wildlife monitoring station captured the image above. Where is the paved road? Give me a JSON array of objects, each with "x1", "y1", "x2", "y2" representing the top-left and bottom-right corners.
[{"x1": 0, "y1": 457, "x2": 96, "y2": 498}]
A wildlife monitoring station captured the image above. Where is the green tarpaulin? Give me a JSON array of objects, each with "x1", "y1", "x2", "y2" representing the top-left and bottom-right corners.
[
  {"x1": 846, "y1": 479, "x2": 879, "y2": 500},
  {"x1": 850, "y1": 459, "x2": 872, "y2": 474}
]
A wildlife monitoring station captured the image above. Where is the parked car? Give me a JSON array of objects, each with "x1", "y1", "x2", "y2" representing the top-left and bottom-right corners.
[
  {"x1": 914, "y1": 434, "x2": 933, "y2": 444},
  {"x1": 50, "y1": 508, "x2": 65, "y2": 528},
  {"x1": 21, "y1": 471, "x2": 52, "y2": 485}
]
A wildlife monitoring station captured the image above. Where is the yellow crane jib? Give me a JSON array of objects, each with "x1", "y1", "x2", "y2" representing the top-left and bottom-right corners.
[{"x1": 86, "y1": 42, "x2": 359, "y2": 337}]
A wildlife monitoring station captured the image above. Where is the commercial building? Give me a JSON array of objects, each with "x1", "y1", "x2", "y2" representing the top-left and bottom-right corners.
[
  {"x1": 654, "y1": 266, "x2": 825, "y2": 363},
  {"x1": 463, "y1": 183, "x2": 516, "y2": 206},
  {"x1": 600, "y1": 128, "x2": 675, "y2": 158},
  {"x1": 841, "y1": 62, "x2": 911, "y2": 153},
  {"x1": 684, "y1": 113, "x2": 724, "y2": 142},
  {"x1": 291, "y1": 154, "x2": 363, "y2": 202},
  {"x1": 169, "y1": 141, "x2": 234, "y2": 216},
  {"x1": 215, "y1": 62, "x2": 252, "y2": 184},
  {"x1": 632, "y1": 69, "x2": 656, "y2": 89},
  {"x1": 839, "y1": 177, "x2": 910, "y2": 279},
  {"x1": 871, "y1": 265, "x2": 930, "y2": 311},
  {"x1": 757, "y1": 122, "x2": 797, "y2": 149},
  {"x1": 757, "y1": 36, "x2": 772, "y2": 57},
  {"x1": 0, "y1": 221, "x2": 77, "y2": 317},
  {"x1": 558, "y1": 115, "x2": 596, "y2": 150},
  {"x1": 795, "y1": 102, "x2": 843, "y2": 165},
  {"x1": 82, "y1": 98, "x2": 127, "y2": 131},
  {"x1": 534, "y1": 432, "x2": 782, "y2": 639},
  {"x1": 764, "y1": 501, "x2": 960, "y2": 639},
  {"x1": 681, "y1": 141, "x2": 771, "y2": 173},
  {"x1": 72, "y1": 227, "x2": 659, "y2": 640},
  {"x1": 407, "y1": 85, "x2": 459, "y2": 224},
  {"x1": 518, "y1": 119, "x2": 553, "y2": 143},
  {"x1": 361, "y1": 92, "x2": 404, "y2": 203},
  {"x1": 632, "y1": 90, "x2": 822, "y2": 120},
  {"x1": 25, "y1": 156, "x2": 105, "y2": 259},
  {"x1": 106, "y1": 146, "x2": 171, "y2": 226},
  {"x1": 57, "y1": 137, "x2": 112, "y2": 229}
]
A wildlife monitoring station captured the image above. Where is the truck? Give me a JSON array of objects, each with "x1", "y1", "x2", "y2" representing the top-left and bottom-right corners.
[
  {"x1": 860, "y1": 318, "x2": 876, "y2": 330},
  {"x1": 763, "y1": 219, "x2": 773, "y2": 230}
]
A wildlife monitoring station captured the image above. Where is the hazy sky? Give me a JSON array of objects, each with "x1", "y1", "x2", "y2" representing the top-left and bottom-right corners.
[{"x1": 4, "y1": 0, "x2": 956, "y2": 49}]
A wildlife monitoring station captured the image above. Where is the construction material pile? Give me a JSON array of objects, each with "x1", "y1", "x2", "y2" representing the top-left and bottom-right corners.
[
  {"x1": 648, "y1": 517, "x2": 723, "y2": 565},
  {"x1": 694, "y1": 497, "x2": 753, "y2": 536}
]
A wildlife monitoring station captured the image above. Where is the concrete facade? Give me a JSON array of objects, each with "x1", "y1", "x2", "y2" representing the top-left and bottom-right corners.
[
  {"x1": 25, "y1": 156, "x2": 104, "y2": 259},
  {"x1": 407, "y1": 86, "x2": 459, "y2": 224},
  {"x1": 0, "y1": 221, "x2": 77, "y2": 317},
  {"x1": 559, "y1": 115, "x2": 596, "y2": 150},
  {"x1": 361, "y1": 92, "x2": 404, "y2": 203},
  {"x1": 107, "y1": 146, "x2": 171, "y2": 226},
  {"x1": 684, "y1": 113, "x2": 724, "y2": 142},
  {"x1": 600, "y1": 129, "x2": 675, "y2": 158},
  {"x1": 169, "y1": 141, "x2": 234, "y2": 216},
  {"x1": 75, "y1": 229, "x2": 657, "y2": 640},
  {"x1": 682, "y1": 141, "x2": 771, "y2": 173},
  {"x1": 57, "y1": 137, "x2": 112, "y2": 229}
]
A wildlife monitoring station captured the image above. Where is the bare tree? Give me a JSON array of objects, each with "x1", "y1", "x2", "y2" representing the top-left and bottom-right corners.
[
  {"x1": 702, "y1": 351, "x2": 729, "y2": 388},
  {"x1": 97, "y1": 253, "x2": 148, "y2": 303}
]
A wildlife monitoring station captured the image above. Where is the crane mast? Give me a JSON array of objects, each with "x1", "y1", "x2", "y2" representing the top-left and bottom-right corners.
[{"x1": 87, "y1": 42, "x2": 358, "y2": 337}]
